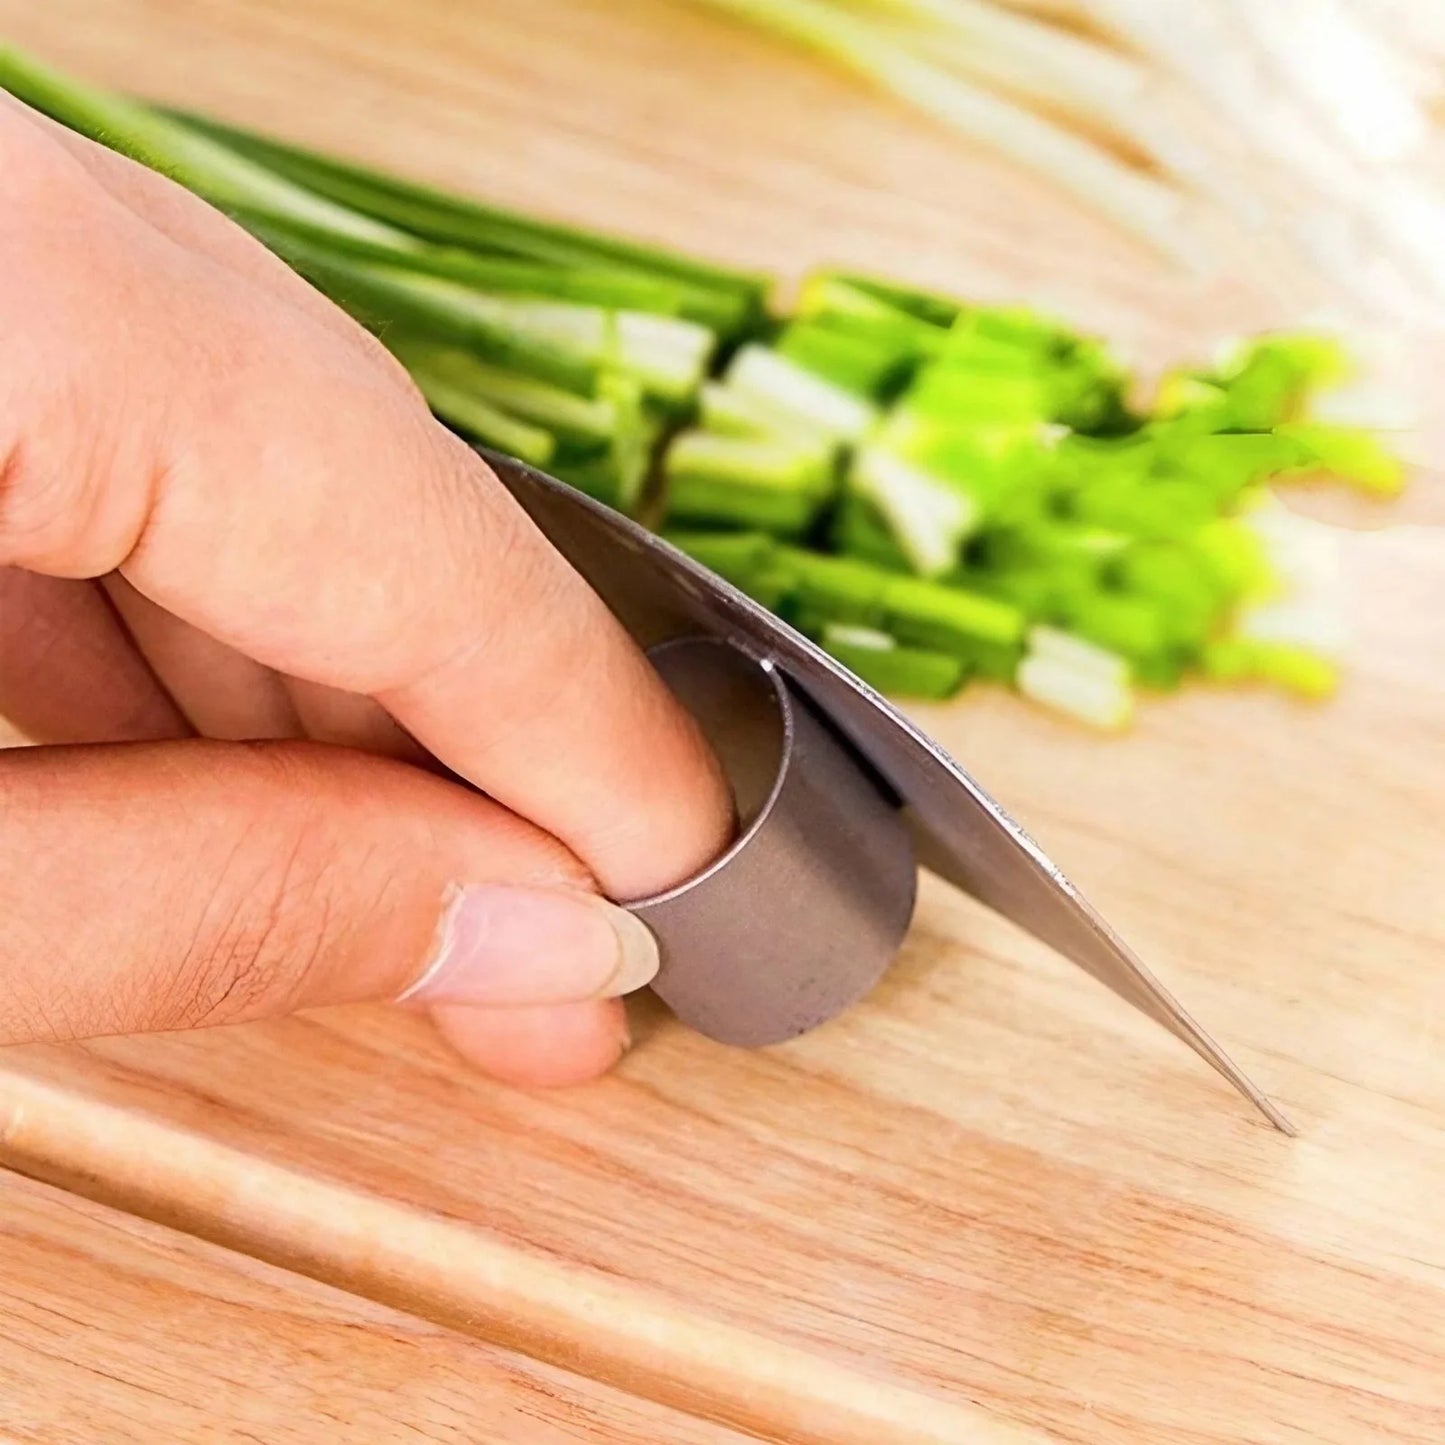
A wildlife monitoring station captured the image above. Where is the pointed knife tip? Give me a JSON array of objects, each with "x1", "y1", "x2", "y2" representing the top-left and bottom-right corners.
[{"x1": 1261, "y1": 1099, "x2": 1299, "y2": 1137}]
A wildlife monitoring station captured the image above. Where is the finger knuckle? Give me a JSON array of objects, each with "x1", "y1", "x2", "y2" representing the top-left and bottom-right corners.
[
  {"x1": 0, "y1": 423, "x2": 84, "y2": 569},
  {"x1": 0, "y1": 399, "x2": 158, "y2": 576},
  {"x1": 156, "y1": 763, "x2": 335, "y2": 1029},
  {"x1": 407, "y1": 452, "x2": 586, "y2": 690},
  {"x1": 0, "y1": 128, "x2": 157, "y2": 573}
]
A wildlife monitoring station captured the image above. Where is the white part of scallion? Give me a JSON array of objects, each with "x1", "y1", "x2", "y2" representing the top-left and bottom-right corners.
[
  {"x1": 821, "y1": 622, "x2": 896, "y2": 652},
  {"x1": 698, "y1": 380, "x2": 831, "y2": 442},
  {"x1": 616, "y1": 311, "x2": 718, "y2": 401},
  {"x1": 1222, "y1": 0, "x2": 1426, "y2": 166},
  {"x1": 695, "y1": 0, "x2": 1204, "y2": 266},
  {"x1": 874, "y1": 0, "x2": 1249, "y2": 219},
  {"x1": 666, "y1": 429, "x2": 834, "y2": 488},
  {"x1": 1244, "y1": 497, "x2": 1343, "y2": 597},
  {"x1": 866, "y1": 44, "x2": 1205, "y2": 268},
  {"x1": 1236, "y1": 596, "x2": 1348, "y2": 661},
  {"x1": 850, "y1": 445, "x2": 977, "y2": 578},
  {"x1": 1351, "y1": 0, "x2": 1445, "y2": 78},
  {"x1": 699, "y1": 381, "x2": 777, "y2": 437},
  {"x1": 1025, "y1": 626, "x2": 1131, "y2": 686},
  {"x1": 1017, "y1": 653, "x2": 1134, "y2": 731},
  {"x1": 727, "y1": 343, "x2": 880, "y2": 442},
  {"x1": 1309, "y1": 377, "x2": 1422, "y2": 441},
  {"x1": 487, "y1": 298, "x2": 611, "y2": 357},
  {"x1": 1087, "y1": 0, "x2": 1445, "y2": 315}
]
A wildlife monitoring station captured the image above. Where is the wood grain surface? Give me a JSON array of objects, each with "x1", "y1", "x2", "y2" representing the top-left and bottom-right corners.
[
  {"x1": 0, "y1": 1168, "x2": 757, "y2": 1443},
  {"x1": 0, "y1": 3, "x2": 1442, "y2": 1443}
]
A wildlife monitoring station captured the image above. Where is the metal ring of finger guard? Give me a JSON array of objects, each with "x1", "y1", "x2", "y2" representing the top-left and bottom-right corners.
[{"x1": 628, "y1": 637, "x2": 916, "y2": 1048}]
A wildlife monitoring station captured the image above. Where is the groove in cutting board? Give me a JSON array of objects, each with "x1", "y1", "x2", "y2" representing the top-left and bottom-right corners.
[
  {"x1": 0, "y1": 1074, "x2": 1050, "y2": 1445},
  {"x1": 0, "y1": 1168, "x2": 760, "y2": 1445}
]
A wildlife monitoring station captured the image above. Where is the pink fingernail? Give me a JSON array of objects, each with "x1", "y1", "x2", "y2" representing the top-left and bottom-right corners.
[{"x1": 399, "y1": 884, "x2": 659, "y2": 1008}]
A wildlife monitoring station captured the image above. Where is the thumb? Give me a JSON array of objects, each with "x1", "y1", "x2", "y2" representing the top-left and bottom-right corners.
[{"x1": 0, "y1": 739, "x2": 658, "y2": 1046}]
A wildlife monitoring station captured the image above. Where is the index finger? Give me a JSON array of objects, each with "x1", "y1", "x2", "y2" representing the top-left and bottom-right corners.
[{"x1": 1, "y1": 106, "x2": 732, "y2": 901}]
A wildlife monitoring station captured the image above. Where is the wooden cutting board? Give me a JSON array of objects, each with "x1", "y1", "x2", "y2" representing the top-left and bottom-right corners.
[
  {"x1": 0, "y1": 1168, "x2": 756, "y2": 1443},
  {"x1": 1, "y1": 2, "x2": 1443, "y2": 1442}
]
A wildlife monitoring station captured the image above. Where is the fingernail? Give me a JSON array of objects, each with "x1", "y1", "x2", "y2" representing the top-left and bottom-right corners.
[{"x1": 399, "y1": 885, "x2": 659, "y2": 1008}]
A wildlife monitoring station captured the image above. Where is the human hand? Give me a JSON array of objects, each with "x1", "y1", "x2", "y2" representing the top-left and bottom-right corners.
[{"x1": 0, "y1": 94, "x2": 733, "y2": 1085}]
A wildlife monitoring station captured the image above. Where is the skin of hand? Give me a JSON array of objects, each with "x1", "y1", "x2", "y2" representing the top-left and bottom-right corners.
[{"x1": 0, "y1": 94, "x2": 734, "y2": 1086}]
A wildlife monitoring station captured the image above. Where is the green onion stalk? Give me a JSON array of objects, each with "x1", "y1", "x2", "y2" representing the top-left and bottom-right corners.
[{"x1": 682, "y1": 0, "x2": 1445, "y2": 328}]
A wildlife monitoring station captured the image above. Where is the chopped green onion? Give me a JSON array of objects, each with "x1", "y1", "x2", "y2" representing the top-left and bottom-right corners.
[
  {"x1": 1187, "y1": 518, "x2": 1277, "y2": 603},
  {"x1": 796, "y1": 273, "x2": 952, "y2": 357},
  {"x1": 664, "y1": 431, "x2": 836, "y2": 534},
  {"x1": 1018, "y1": 652, "x2": 1135, "y2": 730},
  {"x1": 615, "y1": 311, "x2": 718, "y2": 404},
  {"x1": 879, "y1": 574, "x2": 1027, "y2": 651},
  {"x1": 663, "y1": 529, "x2": 796, "y2": 607},
  {"x1": 697, "y1": 380, "x2": 831, "y2": 442},
  {"x1": 904, "y1": 364, "x2": 1052, "y2": 424},
  {"x1": 822, "y1": 273, "x2": 961, "y2": 329},
  {"x1": 386, "y1": 335, "x2": 640, "y2": 446},
  {"x1": 953, "y1": 304, "x2": 1072, "y2": 355},
  {"x1": 409, "y1": 372, "x2": 556, "y2": 467},
  {"x1": 818, "y1": 623, "x2": 968, "y2": 700},
  {"x1": 774, "y1": 319, "x2": 915, "y2": 397},
  {"x1": 663, "y1": 528, "x2": 777, "y2": 580},
  {"x1": 819, "y1": 622, "x2": 894, "y2": 650},
  {"x1": 1154, "y1": 370, "x2": 1230, "y2": 424},
  {"x1": 552, "y1": 441, "x2": 652, "y2": 514},
  {"x1": 1025, "y1": 625, "x2": 1132, "y2": 686},
  {"x1": 830, "y1": 494, "x2": 915, "y2": 572},
  {"x1": 1274, "y1": 422, "x2": 1407, "y2": 496},
  {"x1": 849, "y1": 446, "x2": 978, "y2": 578},
  {"x1": 1201, "y1": 639, "x2": 1339, "y2": 700},
  {"x1": 726, "y1": 344, "x2": 880, "y2": 440},
  {"x1": 1112, "y1": 542, "x2": 1228, "y2": 648},
  {"x1": 1057, "y1": 590, "x2": 1169, "y2": 663}
]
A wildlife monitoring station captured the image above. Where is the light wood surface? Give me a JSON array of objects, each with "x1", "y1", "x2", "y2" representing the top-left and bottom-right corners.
[
  {"x1": 0, "y1": 1167, "x2": 756, "y2": 1443},
  {"x1": 1, "y1": 2, "x2": 1443, "y2": 1442}
]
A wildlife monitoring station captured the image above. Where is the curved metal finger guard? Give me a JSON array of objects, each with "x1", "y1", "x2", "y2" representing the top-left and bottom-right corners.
[{"x1": 630, "y1": 638, "x2": 917, "y2": 1047}]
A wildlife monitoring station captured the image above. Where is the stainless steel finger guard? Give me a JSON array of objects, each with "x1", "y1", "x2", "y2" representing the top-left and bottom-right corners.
[
  {"x1": 484, "y1": 449, "x2": 1290, "y2": 1130},
  {"x1": 635, "y1": 638, "x2": 916, "y2": 1047}
]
